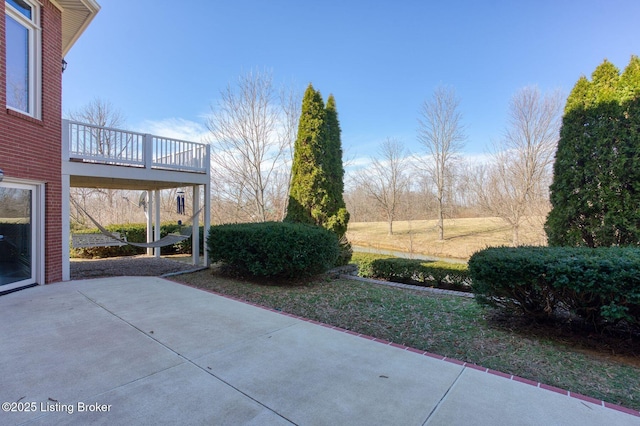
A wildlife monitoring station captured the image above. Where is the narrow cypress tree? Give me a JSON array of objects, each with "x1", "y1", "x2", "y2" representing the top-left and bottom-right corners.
[
  {"x1": 323, "y1": 94, "x2": 349, "y2": 239},
  {"x1": 285, "y1": 86, "x2": 351, "y2": 263},
  {"x1": 285, "y1": 84, "x2": 327, "y2": 225},
  {"x1": 619, "y1": 55, "x2": 640, "y2": 101},
  {"x1": 545, "y1": 56, "x2": 640, "y2": 247}
]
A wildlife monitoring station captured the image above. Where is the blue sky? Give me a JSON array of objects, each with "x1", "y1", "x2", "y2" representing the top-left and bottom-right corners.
[{"x1": 63, "y1": 0, "x2": 640, "y2": 161}]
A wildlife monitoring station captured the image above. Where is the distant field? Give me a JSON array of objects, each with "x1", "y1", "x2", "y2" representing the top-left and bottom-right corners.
[{"x1": 346, "y1": 217, "x2": 547, "y2": 260}]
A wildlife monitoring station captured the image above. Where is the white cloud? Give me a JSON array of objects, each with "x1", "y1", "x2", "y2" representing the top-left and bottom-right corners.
[
  {"x1": 460, "y1": 152, "x2": 494, "y2": 166},
  {"x1": 344, "y1": 154, "x2": 373, "y2": 171},
  {"x1": 136, "y1": 118, "x2": 210, "y2": 143}
]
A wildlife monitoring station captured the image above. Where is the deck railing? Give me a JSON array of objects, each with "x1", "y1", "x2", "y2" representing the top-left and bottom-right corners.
[{"x1": 63, "y1": 119, "x2": 209, "y2": 173}]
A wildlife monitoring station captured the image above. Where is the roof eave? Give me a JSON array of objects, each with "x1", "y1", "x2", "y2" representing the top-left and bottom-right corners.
[{"x1": 52, "y1": 0, "x2": 101, "y2": 57}]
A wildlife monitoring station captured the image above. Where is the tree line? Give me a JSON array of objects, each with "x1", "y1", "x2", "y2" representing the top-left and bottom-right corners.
[
  {"x1": 66, "y1": 77, "x2": 560, "y2": 248},
  {"x1": 351, "y1": 85, "x2": 562, "y2": 246},
  {"x1": 69, "y1": 56, "x2": 640, "y2": 249}
]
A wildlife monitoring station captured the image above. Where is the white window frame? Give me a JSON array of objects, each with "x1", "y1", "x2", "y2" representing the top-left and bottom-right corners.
[
  {"x1": 5, "y1": 0, "x2": 41, "y2": 118},
  {"x1": 0, "y1": 177, "x2": 45, "y2": 290}
]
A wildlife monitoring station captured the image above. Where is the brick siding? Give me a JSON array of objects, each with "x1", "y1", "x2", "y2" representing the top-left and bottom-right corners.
[{"x1": 0, "y1": 0, "x2": 63, "y2": 283}]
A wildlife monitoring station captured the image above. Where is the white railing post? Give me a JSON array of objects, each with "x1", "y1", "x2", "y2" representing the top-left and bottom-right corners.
[
  {"x1": 204, "y1": 180, "x2": 210, "y2": 267},
  {"x1": 62, "y1": 119, "x2": 70, "y2": 161},
  {"x1": 144, "y1": 134, "x2": 154, "y2": 170},
  {"x1": 204, "y1": 143, "x2": 211, "y2": 266},
  {"x1": 154, "y1": 190, "x2": 161, "y2": 258},
  {"x1": 192, "y1": 185, "x2": 200, "y2": 266},
  {"x1": 146, "y1": 191, "x2": 153, "y2": 256},
  {"x1": 61, "y1": 174, "x2": 71, "y2": 281},
  {"x1": 205, "y1": 143, "x2": 211, "y2": 173}
]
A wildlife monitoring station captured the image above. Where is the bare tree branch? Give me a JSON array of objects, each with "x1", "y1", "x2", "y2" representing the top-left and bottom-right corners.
[
  {"x1": 469, "y1": 86, "x2": 562, "y2": 245},
  {"x1": 354, "y1": 138, "x2": 409, "y2": 235},
  {"x1": 206, "y1": 70, "x2": 300, "y2": 222},
  {"x1": 417, "y1": 85, "x2": 466, "y2": 240},
  {"x1": 67, "y1": 98, "x2": 128, "y2": 159},
  {"x1": 67, "y1": 98, "x2": 128, "y2": 213}
]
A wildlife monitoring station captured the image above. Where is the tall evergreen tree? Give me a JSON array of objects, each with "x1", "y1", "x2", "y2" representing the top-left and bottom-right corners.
[
  {"x1": 619, "y1": 55, "x2": 640, "y2": 101},
  {"x1": 545, "y1": 56, "x2": 640, "y2": 247},
  {"x1": 285, "y1": 85, "x2": 350, "y2": 261},
  {"x1": 323, "y1": 94, "x2": 349, "y2": 239},
  {"x1": 285, "y1": 84, "x2": 328, "y2": 225}
]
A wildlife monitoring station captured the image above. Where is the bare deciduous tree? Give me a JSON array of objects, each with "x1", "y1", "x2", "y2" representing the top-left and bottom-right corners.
[
  {"x1": 344, "y1": 181, "x2": 378, "y2": 223},
  {"x1": 67, "y1": 98, "x2": 128, "y2": 213},
  {"x1": 206, "y1": 70, "x2": 300, "y2": 222},
  {"x1": 417, "y1": 85, "x2": 466, "y2": 240},
  {"x1": 354, "y1": 138, "x2": 409, "y2": 235},
  {"x1": 68, "y1": 97, "x2": 127, "y2": 158},
  {"x1": 275, "y1": 84, "x2": 302, "y2": 220},
  {"x1": 470, "y1": 86, "x2": 562, "y2": 245}
]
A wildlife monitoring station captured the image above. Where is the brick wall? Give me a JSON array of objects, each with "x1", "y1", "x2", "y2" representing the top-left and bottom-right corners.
[{"x1": 0, "y1": 0, "x2": 63, "y2": 283}]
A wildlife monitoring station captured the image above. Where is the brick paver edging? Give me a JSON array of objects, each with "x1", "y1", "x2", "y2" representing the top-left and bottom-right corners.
[{"x1": 174, "y1": 280, "x2": 640, "y2": 418}]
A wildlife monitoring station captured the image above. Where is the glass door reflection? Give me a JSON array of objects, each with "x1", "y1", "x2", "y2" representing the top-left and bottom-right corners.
[{"x1": 0, "y1": 185, "x2": 34, "y2": 288}]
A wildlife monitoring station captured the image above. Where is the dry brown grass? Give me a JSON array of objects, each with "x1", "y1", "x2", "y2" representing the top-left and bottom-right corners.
[{"x1": 346, "y1": 216, "x2": 548, "y2": 260}]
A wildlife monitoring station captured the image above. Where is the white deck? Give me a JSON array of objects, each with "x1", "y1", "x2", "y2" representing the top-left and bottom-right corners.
[
  {"x1": 61, "y1": 119, "x2": 211, "y2": 280},
  {"x1": 62, "y1": 119, "x2": 209, "y2": 189}
]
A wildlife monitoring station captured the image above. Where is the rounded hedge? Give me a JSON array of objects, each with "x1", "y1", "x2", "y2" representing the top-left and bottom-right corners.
[
  {"x1": 468, "y1": 246, "x2": 640, "y2": 327},
  {"x1": 207, "y1": 222, "x2": 339, "y2": 279}
]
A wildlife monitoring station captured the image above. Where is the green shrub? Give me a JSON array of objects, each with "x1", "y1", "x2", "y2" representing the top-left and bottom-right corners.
[
  {"x1": 336, "y1": 236, "x2": 353, "y2": 266},
  {"x1": 207, "y1": 222, "x2": 339, "y2": 279},
  {"x1": 163, "y1": 224, "x2": 205, "y2": 256},
  {"x1": 423, "y1": 261, "x2": 470, "y2": 287},
  {"x1": 72, "y1": 223, "x2": 205, "y2": 258},
  {"x1": 468, "y1": 246, "x2": 640, "y2": 326},
  {"x1": 351, "y1": 253, "x2": 394, "y2": 277},
  {"x1": 369, "y1": 258, "x2": 419, "y2": 283},
  {"x1": 468, "y1": 247, "x2": 556, "y2": 316},
  {"x1": 71, "y1": 224, "x2": 144, "y2": 258},
  {"x1": 351, "y1": 253, "x2": 470, "y2": 290}
]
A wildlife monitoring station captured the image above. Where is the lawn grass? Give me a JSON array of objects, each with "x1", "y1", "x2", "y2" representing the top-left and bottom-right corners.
[
  {"x1": 347, "y1": 216, "x2": 547, "y2": 259},
  {"x1": 172, "y1": 269, "x2": 640, "y2": 411}
]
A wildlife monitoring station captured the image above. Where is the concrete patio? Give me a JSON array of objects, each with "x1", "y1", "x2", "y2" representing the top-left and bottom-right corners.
[{"x1": 0, "y1": 277, "x2": 638, "y2": 425}]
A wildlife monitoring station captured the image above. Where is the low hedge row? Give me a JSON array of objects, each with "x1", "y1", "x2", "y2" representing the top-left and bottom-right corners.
[
  {"x1": 72, "y1": 223, "x2": 205, "y2": 258},
  {"x1": 351, "y1": 253, "x2": 470, "y2": 291},
  {"x1": 207, "y1": 222, "x2": 339, "y2": 279},
  {"x1": 468, "y1": 246, "x2": 640, "y2": 327},
  {"x1": 351, "y1": 253, "x2": 394, "y2": 276}
]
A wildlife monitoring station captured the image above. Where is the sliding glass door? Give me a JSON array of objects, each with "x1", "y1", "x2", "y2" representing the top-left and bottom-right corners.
[{"x1": 0, "y1": 181, "x2": 36, "y2": 291}]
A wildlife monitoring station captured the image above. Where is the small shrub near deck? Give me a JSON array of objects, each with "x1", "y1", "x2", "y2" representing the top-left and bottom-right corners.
[
  {"x1": 167, "y1": 225, "x2": 205, "y2": 256},
  {"x1": 72, "y1": 224, "x2": 204, "y2": 258},
  {"x1": 468, "y1": 246, "x2": 640, "y2": 327},
  {"x1": 207, "y1": 222, "x2": 339, "y2": 279},
  {"x1": 351, "y1": 253, "x2": 470, "y2": 290}
]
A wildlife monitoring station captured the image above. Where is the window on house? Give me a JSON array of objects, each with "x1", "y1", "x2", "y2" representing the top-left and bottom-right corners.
[
  {"x1": 0, "y1": 183, "x2": 36, "y2": 289},
  {"x1": 5, "y1": 0, "x2": 40, "y2": 117}
]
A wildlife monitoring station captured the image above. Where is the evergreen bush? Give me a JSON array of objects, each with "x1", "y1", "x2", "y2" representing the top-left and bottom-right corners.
[
  {"x1": 207, "y1": 222, "x2": 339, "y2": 279},
  {"x1": 351, "y1": 253, "x2": 470, "y2": 290},
  {"x1": 546, "y1": 56, "x2": 640, "y2": 247},
  {"x1": 468, "y1": 246, "x2": 640, "y2": 327},
  {"x1": 286, "y1": 85, "x2": 351, "y2": 265}
]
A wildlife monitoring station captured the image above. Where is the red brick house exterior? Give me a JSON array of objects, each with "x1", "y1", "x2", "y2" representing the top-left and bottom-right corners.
[{"x1": 1, "y1": 0, "x2": 98, "y2": 291}]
